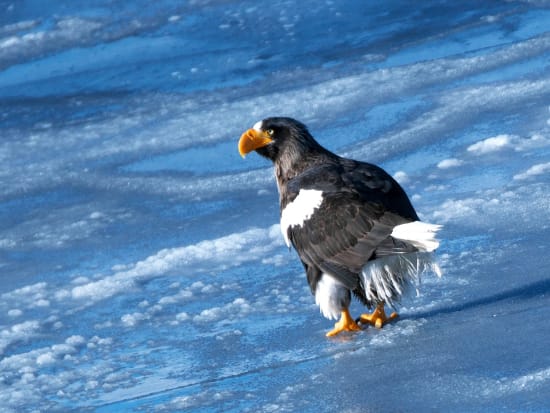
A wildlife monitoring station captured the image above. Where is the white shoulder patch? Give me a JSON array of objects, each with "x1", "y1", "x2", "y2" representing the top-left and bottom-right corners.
[
  {"x1": 280, "y1": 189, "x2": 323, "y2": 247},
  {"x1": 253, "y1": 120, "x2": 263, "y2": 131},
  {"x1": 391, "y1": 221, "x2": 442, "y2": 252}
]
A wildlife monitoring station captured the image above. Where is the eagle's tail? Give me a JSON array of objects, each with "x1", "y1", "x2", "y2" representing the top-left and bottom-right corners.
[
  {"x1": 390, "y1": 221, "x2": 442, "y2": 252},
  {"x1": 361, "y1": 252, "x2": 442, "y2": 308}
]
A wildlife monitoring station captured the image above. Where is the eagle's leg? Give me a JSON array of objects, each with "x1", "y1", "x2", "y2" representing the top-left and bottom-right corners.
[
  {"x1": 326, "y1": 308, "x2": 362, "y2": 337},
  {"x1": 358, "y1": 302, "x2": 398, "y2": 329}
]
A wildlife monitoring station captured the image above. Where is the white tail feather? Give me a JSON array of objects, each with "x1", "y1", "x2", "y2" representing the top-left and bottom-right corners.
[
  {"x1": 361, "y1": 252, "x2": 442, "y2": 306},
  {"x1": 391, "y1": 221, "x2": 442, "y2": 252}
]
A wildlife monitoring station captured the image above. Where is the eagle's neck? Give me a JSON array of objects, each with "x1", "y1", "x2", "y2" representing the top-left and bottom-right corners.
[
  {"x1": 274, "y1": 148, "x2": 334, "y2": 209},
  {"x1": 275, "y1": 164, "x2": 291, "y2": 209}
]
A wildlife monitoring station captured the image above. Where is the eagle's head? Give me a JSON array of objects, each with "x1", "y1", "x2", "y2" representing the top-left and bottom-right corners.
[{"x1": 238, "y1": 117, "x2": 329, "y2": 166}]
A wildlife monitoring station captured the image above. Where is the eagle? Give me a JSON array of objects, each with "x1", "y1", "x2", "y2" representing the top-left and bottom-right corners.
[{"x1": 238, "y1": 117, "x2": 441, "y2": 337}]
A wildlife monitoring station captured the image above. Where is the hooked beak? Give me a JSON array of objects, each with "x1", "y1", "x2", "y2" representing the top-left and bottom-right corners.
[{"x1": 238, "y1": 128, "x2": 273, "y2": 158}]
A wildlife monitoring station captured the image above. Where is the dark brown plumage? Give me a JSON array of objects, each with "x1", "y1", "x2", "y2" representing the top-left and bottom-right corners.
[{"x1": 239, "y1": 117, "x2": 441, "y2": 336}]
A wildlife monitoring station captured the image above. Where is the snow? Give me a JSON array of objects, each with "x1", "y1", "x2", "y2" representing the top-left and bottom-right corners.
[
  {"x1": 467, "y1": 134, "x2": 514, "y2": 154},
  {"x1": 437, "y1": 158, "x2": 464, "y2": 169},
  {"x1": 1, "y1": 1, "x2": 549, "y2": 412},
  {"x1": 68, "y1": 224, "x2": 283, "y2": 303},
  {"x1": 513, "y1": 161, "x2": 550, "y2": 180}
]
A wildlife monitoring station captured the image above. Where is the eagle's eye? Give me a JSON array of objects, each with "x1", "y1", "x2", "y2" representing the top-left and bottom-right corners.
[{"x1": 266, "y1": 129, "x2": 274, "y2": 136}]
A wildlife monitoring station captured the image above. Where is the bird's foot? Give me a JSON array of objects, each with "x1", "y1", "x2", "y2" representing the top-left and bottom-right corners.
[
  {"x1": 358, "y1": 303, "x2": 398, "y2": 329},
  {"x1": 326, "y1": 308, "x2": 362, "y2": 337}
]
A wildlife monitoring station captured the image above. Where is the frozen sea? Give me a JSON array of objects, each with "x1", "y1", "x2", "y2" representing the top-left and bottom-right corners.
[{"x1": 1, "y1": 1, "x2": 549, "y2": 411}]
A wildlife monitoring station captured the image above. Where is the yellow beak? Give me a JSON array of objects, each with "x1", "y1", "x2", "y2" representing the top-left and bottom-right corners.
[{"x1": 238, "y1": 128, "x2": 273, "y2": 158}]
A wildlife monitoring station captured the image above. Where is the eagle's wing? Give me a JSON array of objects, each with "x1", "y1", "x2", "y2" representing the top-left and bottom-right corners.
[{"x1": 285, "y1": 161, "x2": 416, "y2": 293}]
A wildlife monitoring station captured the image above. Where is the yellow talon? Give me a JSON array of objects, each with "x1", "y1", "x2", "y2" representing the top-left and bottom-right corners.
[
  {"x1": 326, "y1": 308, "x2": 362, "y2": 337},
  {"x1": 359, "y1": 302, "x2": 398, "y2": 329}
]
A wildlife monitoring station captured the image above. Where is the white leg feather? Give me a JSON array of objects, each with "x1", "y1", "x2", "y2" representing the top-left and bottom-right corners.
[{"x1": 315, "y1": 273, "x2": 350, "y2": 320}]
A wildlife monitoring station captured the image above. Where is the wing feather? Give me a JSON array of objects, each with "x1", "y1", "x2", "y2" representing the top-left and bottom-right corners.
[{"x1": 285, "y1": 160, "x2": 417, "y2": 292}]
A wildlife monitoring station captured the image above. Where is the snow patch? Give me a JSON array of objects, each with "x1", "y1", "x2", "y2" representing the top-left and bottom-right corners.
[
  {"x1": 431, "y1": 183, "x2": 550, "y2": 229},
  {"x1": 70, "y1": 224, "x2": 284, "y2": 303},
  {"x1": 514, "y1": 133, "x2": 550, "y2": 151},
  {"x1": 0, "y1": 238, "x2": 16, "y2": 248},
  {"x1": 437, "y1": 158, "x2": 463, "y2": 169},
  {"x1": 467, "y1": 134, "x2": 513, "y2": 154},
  {"x1": 193, "y1": 298, "x2": 251, "y2": 323},
  {"x1": 0, "y1": 20, "x2": 39, "y2": 35},
  {"x1": 513, "y1": 162, "x2": 550, "y2": 180},
  {"x1": 466, "y1": 133, "x2": 550, "y2": 156},
  {"x1": 36, "y1": 352, "x2": 56, "y2": 366},
  {"x1": 369, "y1": 319, "x2": 427, "y2": 346},
  {"x1": 121, "y1": 312, "x2": 149, "y2": 327},
  {"x1": 175, "y1": 312, "x2": 189, "y2": 322},
  {"x1": 157, "y1": 289, "x2": 193, "y2": 305},
  {"x1": 0, "y1": 320, "x2": 40, "y2": 355},
  {"x1": 493, "y1": 367, "x2": 550, "y2": 395},
  {"x1": 0, "y1": 333, "x2": 113, "y2": 410},
  {"x1": 8, "y1": 309, "x2": 23, "y2": 317},
  {"x1": 0, "y1": 17, "x2": 102, "y2": 62},
  {"x1": 261, "y1": 254, "x2": 288, "y2": 266},
  {"x1": 393, "y1": 170, "x2": 409, "y2": 184},
  {"x1": 65, "y1": 335, "x2": 86, "y2": 347},
  {"x1": 156, "y1": 390, "x2": 234, "y2": 411}
]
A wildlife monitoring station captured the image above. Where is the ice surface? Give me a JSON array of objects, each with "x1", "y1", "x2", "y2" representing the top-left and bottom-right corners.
[
  {"x1": 514, "y1": 161, "x2": 550, "y2": 180},
  {"x1": 1, "y1": 1, "x2": 549, "y2": 412}
]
